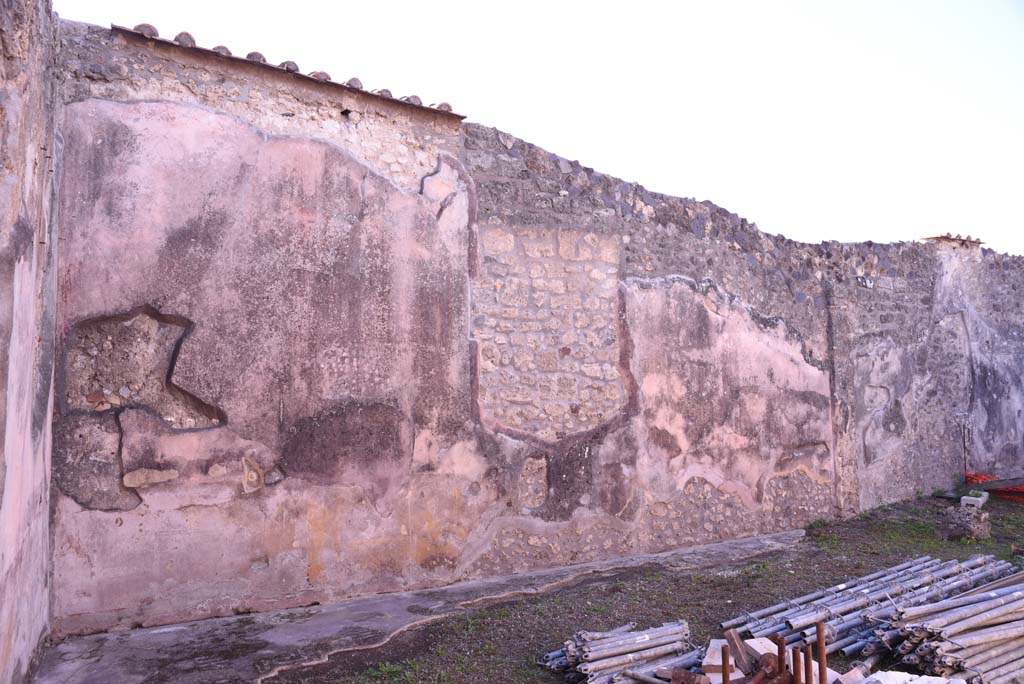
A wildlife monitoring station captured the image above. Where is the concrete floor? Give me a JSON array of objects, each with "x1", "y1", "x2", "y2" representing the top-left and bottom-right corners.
[{"x1": 31, "y1": 530, "x2": 802, "y2": 684}]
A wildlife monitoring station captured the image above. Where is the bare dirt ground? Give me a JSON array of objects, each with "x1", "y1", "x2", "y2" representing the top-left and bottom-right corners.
[{"x1": 270, "y1": 497, "x2": 1024, "y2": 684}]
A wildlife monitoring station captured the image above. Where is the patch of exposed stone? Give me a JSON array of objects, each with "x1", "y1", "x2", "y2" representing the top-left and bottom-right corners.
[
  {"x1": 62, "y1": 307, "x2": 222, "y2": 429},
  {"x1": 473, "y1": 226, "x2": 626, "y2": 441},
  {"x1": 54, "y1": 306, "x2": 234, "y2": 510}
]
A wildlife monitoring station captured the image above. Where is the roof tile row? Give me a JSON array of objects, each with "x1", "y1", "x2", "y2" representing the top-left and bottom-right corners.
[{"x1": 117, "y1": 23, "x2": 459, "y2": 117}]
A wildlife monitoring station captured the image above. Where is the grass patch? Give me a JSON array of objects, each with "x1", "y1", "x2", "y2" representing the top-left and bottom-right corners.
[{"x1": 359, "y1": 661, "x2": 423, "y2": 684}]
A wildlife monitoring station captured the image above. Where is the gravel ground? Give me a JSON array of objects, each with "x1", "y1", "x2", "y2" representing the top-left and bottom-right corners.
[{"x1": 270, "y1": 497, "x2": 1024, "y2": 684}]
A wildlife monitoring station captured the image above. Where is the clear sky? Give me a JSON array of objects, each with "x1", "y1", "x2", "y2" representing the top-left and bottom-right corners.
[{"x1": 53, "y1": 1, "x2": 1024, "y2": 255}]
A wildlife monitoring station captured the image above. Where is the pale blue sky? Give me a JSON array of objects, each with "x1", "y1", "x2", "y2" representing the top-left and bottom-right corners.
[{"x1": 54, "y1": 1, "x2": 1024, "y2": 254}]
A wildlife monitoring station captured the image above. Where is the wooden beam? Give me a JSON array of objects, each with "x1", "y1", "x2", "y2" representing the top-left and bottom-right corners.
[{"x1": 724, "y1": 629, "x2": 760, "y2": 676}]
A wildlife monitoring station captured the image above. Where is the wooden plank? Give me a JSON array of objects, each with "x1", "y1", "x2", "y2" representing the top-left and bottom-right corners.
[
  {"x1": 703, "y1": 639, "x2": 734, "y2": 674},
  {"x1": 724, "y1": 629, "x2": 760, "y2": 676}
]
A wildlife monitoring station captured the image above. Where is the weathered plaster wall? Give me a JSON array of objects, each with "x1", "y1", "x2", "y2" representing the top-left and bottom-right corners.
[
  {"x1": 464, "y1": 123, "x2": 847, "y2": 515},
  {"x1": 51, "y1": 95, "x2": 475, "y2": 635},
  {"x1": 623, "y1": 276, "x2": 834, "y2": 535},
  {"x1": 49, "y1": 23, "x2": 488, "y2": 636},
  {"x1": 826, "y1": 241, "x2": 960, "y2": 510},
  {"x1": 828, "y1": 240, "x2": 1024, "y2": 509},
  {"x1": 43, "y1": 18, "x2": 1024, "y2": 640},
  {"x1": 941, "y1": 247, "x2": 1024, "y2": 478},
  {"x1": 0, "y1": 0, "x2": 58, "y2": 682}
]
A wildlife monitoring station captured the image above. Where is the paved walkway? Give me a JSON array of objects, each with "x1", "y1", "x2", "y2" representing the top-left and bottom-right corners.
[{"x1": 31, "y1": 530, "x2": 803, "y2": 684}]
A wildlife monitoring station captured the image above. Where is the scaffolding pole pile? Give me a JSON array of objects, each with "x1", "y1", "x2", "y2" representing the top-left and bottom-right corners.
[
  {"x1": 865, "y1": 572, "x2": 1024, "y2": 683},
  {"x1": 722, "y1": 555, "x2": 1020, "y2": 683},
  {"x1": 540, "y1": 621, "x2": 703, "y2": 684}
]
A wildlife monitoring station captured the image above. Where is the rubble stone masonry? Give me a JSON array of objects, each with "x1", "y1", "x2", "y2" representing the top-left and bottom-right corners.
[{"x1": 474, "y1": 226, "x2": 625, "y2": 441}]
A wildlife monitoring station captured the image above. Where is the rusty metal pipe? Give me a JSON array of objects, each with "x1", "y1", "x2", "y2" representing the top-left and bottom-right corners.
[
  {"x1": 783, "y1": 560, "x2": 943, "y2": 620},
  {"x1": 815, "y1": 622, "x2": 827, "y2": 684},
  {"x1": 884, "y1": 561, "x2": 1017, "y2": 618},
  {"x1": 937, "y1": 595, "x2": 1024, "y2": 636},
  {"x1": 839, "y1": 639, "x2": 870, "y2": 657},
  {"x1": 720, "y1": 556, "x2": 1019, "y2": 684},
  {"x1": 965, "y1": 643, "x2": 1024, "y2": 674},
  {"x1": 959, "y1": 634, "x2": 1024, "y2": 667},
  {"x1": 829, "y1": 627, "x2": 874, "y2": 655},
  {"x1": 948, "y1": 618, "x2": 1024, "y2": 647},
  {"x1": 789, "y1": 559, "x2": 991, "y2": 631},
  {"x1": 585, "y1": 649, "x2": 702, "y2": 684},
  {"x1": 635, "y1": 648, "x2": 703, "y2": 672},
  {"x1": 583, "y1": 623, "x2": 689, "y2": 653},
  {"x1": 579, "y1": 623, "x2": 638, "y2": 641},
  {"x1": 621, "y1": 669, "x2": 667, "y2": 684},
  {"x1": 742, "y1": 558, "x2": 946, "y2": 634}
]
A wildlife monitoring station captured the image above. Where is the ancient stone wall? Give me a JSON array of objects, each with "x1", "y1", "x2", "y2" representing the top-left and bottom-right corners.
[
  {"x1": 464, "y1": 124, "x2": 841, "y2": 548},
  {"x1": 463, "y1": 123, "x2": 1024, "y2": 518},
  {"x1": 0, "y1": 1, "x2": 58, "y2": 682},
  {"x1": 50, "y1": 94, "x2": 475, "y2": 633},
  {"x1": 35, "y1": 17, "x2": 1024, "y2": 641},
  {"x1": 825, "y1": 240, "x2": 1024, "y2": 510}
]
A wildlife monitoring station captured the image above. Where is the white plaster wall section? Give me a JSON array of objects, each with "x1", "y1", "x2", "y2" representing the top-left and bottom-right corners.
[{"x1": 853, "y1": 336, "x2": 916, "y2": 509}]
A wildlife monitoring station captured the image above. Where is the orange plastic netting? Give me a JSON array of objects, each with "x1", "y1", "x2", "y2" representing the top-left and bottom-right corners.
[{"x1": 966, "y1": 472, "x2": 1024, "y2": 503}]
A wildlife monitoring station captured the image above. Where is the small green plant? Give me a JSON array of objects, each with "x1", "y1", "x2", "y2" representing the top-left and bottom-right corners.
[
  {"x1": 514, "y1": 665, "x2": 549, "y2": 682},
  {"x1": 743, "y1": 560, "x2": 771, "y2": 574},
  {"x1": 361, "y1": 660, "x2": 421, "y2": 684},
  {"x1": 815, "y1": 531, "x2": 841, "y2": 551}
]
